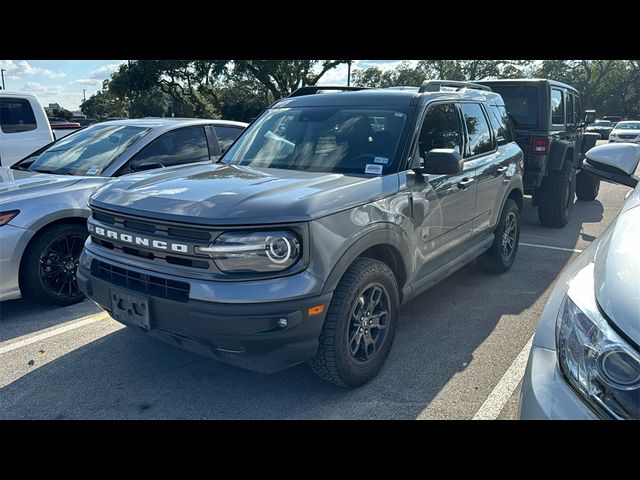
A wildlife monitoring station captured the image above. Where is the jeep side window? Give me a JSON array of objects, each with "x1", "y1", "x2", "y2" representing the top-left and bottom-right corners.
[
  {"x1": 551, "y1": 89, "x2": 565, "y2": 125},
  {"x1": 460, "y1": 103, "x2": 493, "y2": 157},
  {"x1": 418, "y1": 103, "x2": 462, "y2": 158}
]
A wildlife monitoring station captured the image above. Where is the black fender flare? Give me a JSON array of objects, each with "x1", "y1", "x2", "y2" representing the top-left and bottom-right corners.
[
  {"x1": 321, "y1": 224, "x2": 413, "y2": 297},
  {"x1": 547, "y1": 140, "x2": 574, "y2": 171}
]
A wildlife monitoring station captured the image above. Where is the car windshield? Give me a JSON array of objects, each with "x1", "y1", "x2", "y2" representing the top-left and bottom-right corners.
[
  {"x1": 25, "y1": 124, "x2": 150, "y2": 175},
  {"x1": 616, "y1": 122, "x2": 640, "y2": 130},
  {"x1": 593, "y1": 120, "x2": 612, "y2": 126},
  {"x1": 221, "y1": 107, "x2": 408, "y2": 174}
]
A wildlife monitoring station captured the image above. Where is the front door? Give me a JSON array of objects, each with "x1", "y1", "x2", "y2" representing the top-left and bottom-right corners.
[{"x1": 409, "y1": 102, "x2": 477, "y2": 278}]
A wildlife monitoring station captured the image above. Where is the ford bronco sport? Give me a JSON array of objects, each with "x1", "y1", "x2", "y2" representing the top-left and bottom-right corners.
[
  {"x1": 78, "y1": 81, "x2": 524, "y2": 387},
  {"x1": 478, "y1": 79, "x2": 600, "y2": 228}
]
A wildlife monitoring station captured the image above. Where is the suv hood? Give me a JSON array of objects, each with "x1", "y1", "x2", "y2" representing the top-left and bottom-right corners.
[
  {"x1": 593, "y1": 186, "x2": 640, "y2": 346},
  {"x1": 0, "y1": 167, "x2": 83, "y2": 204},
  {"x1": 89, "y1": 163, "x2": 399, "y2": 225}
]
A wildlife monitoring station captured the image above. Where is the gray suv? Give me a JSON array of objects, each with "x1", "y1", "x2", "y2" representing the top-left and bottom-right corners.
[{"x1": 78, "y1": 81, "x2": 525, "y2": 386}]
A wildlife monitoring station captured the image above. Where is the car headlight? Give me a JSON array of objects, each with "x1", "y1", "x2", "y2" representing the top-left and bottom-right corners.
[
  {"x1": 0, "y1": 210, "x2": 20, "y2": 226},
  {"x1": 556, "y1": 263, "x2": 640, "y2": 419},
  {"x1": 195, "y1": 231, "x2": 301, "y2": 273}
]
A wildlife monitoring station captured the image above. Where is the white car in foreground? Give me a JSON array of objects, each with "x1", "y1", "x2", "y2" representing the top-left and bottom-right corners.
[
  {"x1": 609, "y1": 121, "x2": 640, "y2": 144},
  {"x1": 519, "y1": 143, "x2": 640, "y2": 419}
]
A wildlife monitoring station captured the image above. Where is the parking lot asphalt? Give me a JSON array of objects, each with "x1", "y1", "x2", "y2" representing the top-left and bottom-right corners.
[{"x1": 0, "y1": 149, "x2": 633, "y2": 419}]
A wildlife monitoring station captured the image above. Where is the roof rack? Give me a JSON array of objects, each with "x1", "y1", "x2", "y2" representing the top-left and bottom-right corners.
[
  {"x1": 288, "y1": 85, "x2": 370, "y2": 97},
  {"x1": 418, "y1": 80, "x2": 492, "y2": 93}
]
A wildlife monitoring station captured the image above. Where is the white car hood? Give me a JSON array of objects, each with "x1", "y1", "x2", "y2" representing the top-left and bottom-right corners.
[
  {"x1": 613, "y1": 129, "x2": 640, "y2": 136},
  {"x1": 593, "y1": 186, "x2": 640, "y2": 346}
]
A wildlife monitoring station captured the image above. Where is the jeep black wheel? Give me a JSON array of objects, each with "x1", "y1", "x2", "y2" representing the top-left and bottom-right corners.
[
  {"x1": 575, "y1": 170, "x2": 600, "y2": 201},
  {"x1": 309, "y1": 258, "x2": 399, "y2": 387},
  {"x1": 478, "y1": 199, "x2": 520, "y2": 273},
  {"x1": 536, "y1": 162, "x2": 576, "y2": 228},
  {"x1": 20, "y1": 223, "x2": 88, "y2": 306}
]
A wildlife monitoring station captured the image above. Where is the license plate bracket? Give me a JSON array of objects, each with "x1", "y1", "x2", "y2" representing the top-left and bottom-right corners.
[{"x1": 110, "y1": 288, "x2": 150, "y2": 329}]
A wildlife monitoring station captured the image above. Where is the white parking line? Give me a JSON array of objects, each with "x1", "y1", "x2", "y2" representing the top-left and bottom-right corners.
[
  {"x1": 472, "y1": 334, "x2": 534, "y2": 420},
  {"x1": 520, "y1": 242, "x2": 584, "y2": 253},
  {"x1": 0, "y1": 312, "x2": 110, "y2": 355}
]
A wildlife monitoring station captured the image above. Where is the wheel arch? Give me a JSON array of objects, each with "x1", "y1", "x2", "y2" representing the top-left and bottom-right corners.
[{"x1": 547, "y1": 140, "x2": 575, "y2": 171}]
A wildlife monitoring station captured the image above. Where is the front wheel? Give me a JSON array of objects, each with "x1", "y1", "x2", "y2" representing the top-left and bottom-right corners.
[
  {"x1": 575, "y1": 170, "x2": 600, "y2": 201},
  {"x1": 20, "y1": 223, "x2": 88, "y2": 306},
  {"x1": 309, "y1": 258, "x2": 399, "y2": 387},
  {"x1": 478, "y1": 199, "x2": 520, "y2": 273}
]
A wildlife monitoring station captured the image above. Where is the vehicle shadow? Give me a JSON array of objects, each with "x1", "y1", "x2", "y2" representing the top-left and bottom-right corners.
[
  {"x1": 0, "y1": 193, "x2": 623, "y2": 419},
  {"x1": 0, "y1": 299, "x2": 102, "y2": 342}
]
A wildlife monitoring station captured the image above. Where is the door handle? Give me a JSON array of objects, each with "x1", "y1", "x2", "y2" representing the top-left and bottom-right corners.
[
  {"x1": 458, "y1": 177, "x2": 475, "y2": 189},
  {"x1": 497, "y1": 166, "x2": 508, "y2": 173}
]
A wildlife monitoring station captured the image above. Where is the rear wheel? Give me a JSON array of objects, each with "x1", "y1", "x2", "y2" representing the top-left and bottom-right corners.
[
  {"x1": 309, "y1": 258, "x2": 399, "y2": 387},
  {"x1": 575, "y1": 170, "x2": 600, "y2": 201},
  {"x1": 478, "y1": 199, "x2": 520, "y2": 273},
  {"x1": 20, "y1": 223, "x2": 88, "y2": 306},
  {"x1": 536, "y1": 162, "x2": 576, "y2": 228}
]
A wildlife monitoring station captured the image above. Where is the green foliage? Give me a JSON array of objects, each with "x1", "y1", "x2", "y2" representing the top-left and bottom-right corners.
[
  {"x1": 80, "y1": 81, "x2": 129, "y2": 120},
  {"x1": 46, "y1": 107, "x2": 73, "y2": 120}
]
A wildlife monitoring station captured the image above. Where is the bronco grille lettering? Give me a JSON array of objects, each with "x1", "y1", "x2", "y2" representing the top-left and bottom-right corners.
[{"x1": 89, "y1": 223, "x2": 188, "y2": 253}]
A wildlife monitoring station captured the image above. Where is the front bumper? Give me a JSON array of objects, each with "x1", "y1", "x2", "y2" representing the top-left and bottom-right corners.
[
  {"x1": 0, "y1": 224, "x2": 34, "y2": 301},
  {"x1": 518, "y1": 346, "x2": 599, "y2": 419},
  {"x1": 77, "y1": 247, "x2": 332, "y2": 373}
]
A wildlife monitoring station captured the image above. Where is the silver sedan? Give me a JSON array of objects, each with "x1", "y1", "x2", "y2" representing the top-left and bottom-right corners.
[{"x1": 0, "y1": 118, "x2": 247, "y2": 306}]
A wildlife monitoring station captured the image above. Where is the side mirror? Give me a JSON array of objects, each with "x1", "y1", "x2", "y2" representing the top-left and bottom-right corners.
[
  {"x1": 417, "y1": 148, "x2": 464, "y2": 175},
  {"x1": 132, "y1": 161, "x2": 165, "y2": 172},
  {"x1": 583, "y1": 143, "x2": 640, "y2": 188}
]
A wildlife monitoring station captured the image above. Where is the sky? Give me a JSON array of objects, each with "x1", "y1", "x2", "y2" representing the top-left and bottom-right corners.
[{"x1": 0, "y1": 60, "x2": 412, "y2": 111}]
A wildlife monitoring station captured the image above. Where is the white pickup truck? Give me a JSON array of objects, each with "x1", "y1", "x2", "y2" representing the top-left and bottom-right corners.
[{"x1": 0, "y1": 91, "x2": 55, "y2": 167}]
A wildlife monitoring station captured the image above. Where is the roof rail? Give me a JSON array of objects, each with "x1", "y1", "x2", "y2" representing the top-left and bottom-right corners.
[
  {"x1": 418, "y1": 80, "x2": 492, "y2": 93},
  {"x1": 288, "y1": 85, "x2": 370, "y2": 97}
]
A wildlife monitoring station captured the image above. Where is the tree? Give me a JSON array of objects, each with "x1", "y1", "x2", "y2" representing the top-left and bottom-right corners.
[
  {"x1": 46, "y1": 107, "x2": 73, "y2": 120},
  {"x1": 80, "y1": 80, "x2": 129, "y2": 120}
]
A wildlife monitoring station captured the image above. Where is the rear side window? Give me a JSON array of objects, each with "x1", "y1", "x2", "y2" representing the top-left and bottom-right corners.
[
  {"x1": 566, "y1": 92, "x2": 575, "y2": 125},
  {"x1": 460, "y1": 103, "x2": 493, "y2": 157},
  {"x1": 490, "y1": 86, "x2": 538, "y2": 127},
  {"x1": 0, "y1": 98, "x2": 37, "y2": 133},
  {"x1": 551, "y1": 89, "x2": 565, "y2": 125},
  {"x1": 214, "y1": 125, "x2": 244, "y2": 142},
  {"x1": 130, "y1": 126, "x2": 210, "y2": 168},
  {"x1": 489, "y1": 105, "x2": 514, "y2": 145}
]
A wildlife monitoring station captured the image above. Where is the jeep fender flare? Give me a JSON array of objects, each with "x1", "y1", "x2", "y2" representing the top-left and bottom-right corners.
[
  {"x1": 321, "y1": 224, "x2": 412, "y2": 298},
  {"x1": 547, "y1": 140, "x2": 575, "y2": 171}
]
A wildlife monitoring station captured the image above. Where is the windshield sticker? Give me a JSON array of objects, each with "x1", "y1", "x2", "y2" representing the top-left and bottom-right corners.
[
  {"x1": 374, "y1": 156, "x2": 389, "y2": 164},
  {"x1": 85, "y1": 167, "x2": 100, "y2": 175},
  {"x1": 365, "y1": 164, "x2": 383, "y2": 175}
]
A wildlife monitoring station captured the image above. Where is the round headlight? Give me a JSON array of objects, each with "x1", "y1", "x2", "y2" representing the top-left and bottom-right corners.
[
  {"x1": 597, "y1": 346, "x2": 640, "y2": 391},
  {"x1": 266, "y1": 236, "x2": 294, "y2": 264}
]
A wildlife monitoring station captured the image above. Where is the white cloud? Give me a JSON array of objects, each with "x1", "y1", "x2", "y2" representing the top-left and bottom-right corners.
[
  {"x1": 0, "y1": 60, "x2": 65, "y2": 80},
  {"x1": 89, "y1": 62, "x2": 125, "y2": 80},
  {"x1": 21, "y1": 81, "x2": 64, "y2": 95},
  {"x1": 71, "y1": 78, "x2": 102, "y2": 86}
]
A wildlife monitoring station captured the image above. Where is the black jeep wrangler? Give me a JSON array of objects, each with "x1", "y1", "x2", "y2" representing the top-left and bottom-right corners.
[{"x1": 478, "y1": 79, "x2": 600, "y2": 227}]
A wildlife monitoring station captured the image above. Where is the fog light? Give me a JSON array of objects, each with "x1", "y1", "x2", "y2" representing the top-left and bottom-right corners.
[{"x1": 277, "y1": 318, "x2": 288, "y2": 329}]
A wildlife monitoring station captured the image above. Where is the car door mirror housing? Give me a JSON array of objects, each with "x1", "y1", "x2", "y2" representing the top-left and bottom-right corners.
[
  {"x1": 132, "y1": 161, "x2": 165, "y2": 172},
  {"x1": 419, "y1": 148, "x2": 464, "y2": 175},
  {"x1": 583, "y1": 143, "x2": 640, "y2": 188}
]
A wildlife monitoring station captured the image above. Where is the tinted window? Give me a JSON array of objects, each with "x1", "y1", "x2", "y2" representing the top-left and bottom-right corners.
[
  {"x1": 131, "y1": 126, "x2": 210, "y2": 168},
  {"x1": 0, "y1": 98, "x2": 37, "y2": 133},
  {"x1": 460, "y1": 103, "x2": 493, "y2": 157},
  {"x1": 566, "y1": 93, "x2": 575, "y2": 125},
  {"x1": 489, "y1": 105, "x2": 513, "y2": 145},
  {"x1": 26, "y1": 124, "x2": 149, "y2": 175},
  {"x1": 490, "y1": 86, "x2": 538, "y2": 127},
  {"x1": 418, "y1": 103, "x2": 462, "y2": 157},
  {"x1": 214, "y1": 126, "x2": 244, "y2": 142},
  {"x1": 222, "y1": 107, "x2": 407, "y2": 175},
  {"x1": 551, "y1": 89, "x2": 565, "y2": 125}
]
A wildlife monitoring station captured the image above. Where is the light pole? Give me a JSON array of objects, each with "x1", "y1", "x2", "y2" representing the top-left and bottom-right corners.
[
  {"x1": 0, "y1": 69, "x2": 6, "y2": 90},
  {"x1": 347, "y1": 61, "x2": 352, "y2": 86},
  {"x1": 83, "y1": 89, "x2": 86, "y2": 102}
]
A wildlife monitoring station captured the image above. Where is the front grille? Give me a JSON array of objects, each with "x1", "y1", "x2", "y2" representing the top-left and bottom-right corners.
[
  {"x1": 91, "y1": 259, "x2": 190, "y2": 302},
  {"x1": 618, "y1": 134, "x2": 638, "y2": 139}
]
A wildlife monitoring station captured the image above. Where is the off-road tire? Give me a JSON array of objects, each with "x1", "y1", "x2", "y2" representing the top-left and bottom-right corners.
[
  {"x1": 575, "y1": 170, "x2": 600, "y2": 201},
  {"x1": 536, "y1": 162, "x2": 576, "y2": 228}
]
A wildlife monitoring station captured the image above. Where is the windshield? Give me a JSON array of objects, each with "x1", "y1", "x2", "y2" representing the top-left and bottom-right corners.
[
  {"x1": 593, "y1": 120, "x2": 612, "y2": 126},
  {"x1": 616, "y1": 122, "x2": 640, "y2": 130},
  {"x1": 25, "y1": 124, "x2": 150, "y2": 175},
  {"x1": 221, "y1": 107, "x2": 408, "y2": 174}
]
